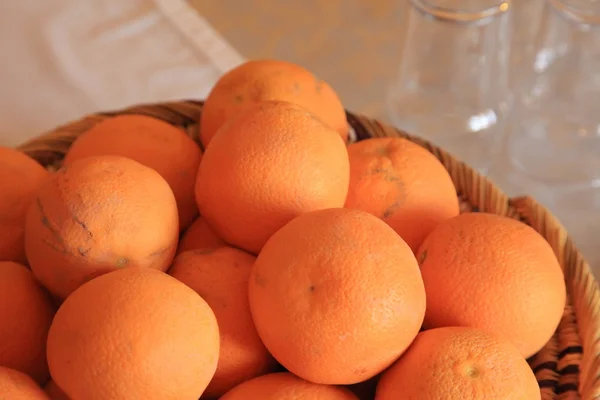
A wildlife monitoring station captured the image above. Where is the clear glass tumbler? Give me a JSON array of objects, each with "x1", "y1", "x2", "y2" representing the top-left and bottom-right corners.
[
  {"x1": 386, "y1": 0, "x2": 513, "y2": 174},
  {"x1": 504, "y1": 0, "x2": 600, "y2": 272},
  {"x1": 507, "y1": 0, "x2": 600, "y2": 186},
  {"x1": 510, "y1": 0, "x2": 545, "y2": 87}
]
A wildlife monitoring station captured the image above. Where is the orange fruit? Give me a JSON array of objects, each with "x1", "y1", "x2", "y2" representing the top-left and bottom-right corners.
[
  {"x1": 375, "y1": 327, "x2": 541, "y2": 399},
  {"x1": 248, "y1": 208, "x2": 426, "y2": 385},
  {"x1": 0, "y1": 146, "x2": 47, "y2": 263},
  {"x1": 44, "y1": 380, "x2": 70, "y2": 400},
  {"x1": 200, "y1": 59, "x2": 348, "y2": 146},
  {"x1": 220, "y1": 372, "x2": 359, "y2": 400},
  {"x1": 195, "y1": 101, "x2": 350, "y2": 254},
  {"x1": 47, "y1": 267, "x2": 219, "y2": 400},
  {"x1": 63, "y1": 114, "x2": 202, "y2": 230},
  {"x1": 344, "y1": 137, "x2": 459, "y2": 252},
  {"x1": 0, "y1": 261, "x2": 55, "y2": 384},
  {"x1": 416, "y1": 212, "x2": 566, "y2": 358},
  {"x1": 177, "y1": 216, "x2": 224, "y2": 254},
  {"x1": 169, "y1": 247, "x2": 277, "y2": 398},
  {"x1": 0, "y1": 366, "x2": 50, "y2": 400},
  {"x1": 24, "y1": 155, "x2": 179, "y2": 299}
]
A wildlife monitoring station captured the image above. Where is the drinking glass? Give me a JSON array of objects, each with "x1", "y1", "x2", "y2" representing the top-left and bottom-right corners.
[
  {"x1": 506, "y1": 0, "x2": 600, "y2": 186},
  {"x1": 510, "y1": 0, "x2": 545, "y2": 87},
  {"x1": 386, "y1": 0, "x2": 513, "y2": 173},
  {"x1": 503, "y1": 0, "x2": 600, "y2": 272}
]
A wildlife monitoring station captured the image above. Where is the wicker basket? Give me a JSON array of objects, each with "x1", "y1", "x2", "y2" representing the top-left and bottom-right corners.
[{"x1": 16, "y1": 100, "x2": 600, "y2": 399}]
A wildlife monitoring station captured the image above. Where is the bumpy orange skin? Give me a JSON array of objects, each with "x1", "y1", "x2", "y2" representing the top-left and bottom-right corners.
[
  {"x1": 24, "y1": 155, "x2": 179, "y2": 300},
  {"x1": 344, "y1": 137, "x2": 459, "y2": 253},
  {"x1": 375, "y1": 327, "x2": 541, "y2": 400},
  {"x1": 417, "y1": 212, "x2": 566, "y2": 358},
  {"x1": 0, "y1": 261, "x2": 56, "y2": 385},
  {"x1": 220, "y1": 372, "x2": 359, "y2": 400},
  {"x1": 0, "y1": 146, "x2": 48, "y2": 264},
  {"x1": 63, "y1": 114, "x2": 202, "y2": 230},
  {"x1": 200, "y1": 59, "x2": 349, "y2": 146},
  {"x1": 177, "y1": 216, "x2": 224, "y2": 254},
  {"x1": 0, "y1": 366, "x2": 50, "y2": 399},
  {"x1": 169, "y1": 247, "x2": 277, "y2": 398},
  {"x1": 248, "y1": 208, "x2": 426, "y2": 385},
  {"x1": 47, "y1": 268, "x2": 220, "y2": 400},
  {"x1": 195, "y1": 101, "x2": 350, "y2": 254}
]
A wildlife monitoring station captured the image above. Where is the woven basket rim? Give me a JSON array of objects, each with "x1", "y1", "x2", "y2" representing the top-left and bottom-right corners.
[{"x1": 15, "y1": 99, "x2": 600, "y2": 398}]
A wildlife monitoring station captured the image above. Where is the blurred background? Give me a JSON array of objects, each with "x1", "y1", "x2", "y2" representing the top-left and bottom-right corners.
[
  {"x1": 1, "y1": 0, "x2": 599, "y2": 274},
  {"x1": 193, "y1": 0, "x2": 409, "y2": 121}
]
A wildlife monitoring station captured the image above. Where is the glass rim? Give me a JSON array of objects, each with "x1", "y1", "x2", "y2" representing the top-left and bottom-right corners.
[
  {"x1": 550, "y1": 0, "x2": 600, "y2": 25},
  {"x1": 410, "y1": 0, "x2": 510, "y2": 22}
]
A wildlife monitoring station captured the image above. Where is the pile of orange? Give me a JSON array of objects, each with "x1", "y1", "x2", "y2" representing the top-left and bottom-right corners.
[{"x1": 0, "y1": 59, "x2": 566, "y2": 399}]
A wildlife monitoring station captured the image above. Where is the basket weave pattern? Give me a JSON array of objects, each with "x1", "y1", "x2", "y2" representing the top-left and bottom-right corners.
[{"x1": 16, "y1": 100, "x2": 600, "y2": 399}]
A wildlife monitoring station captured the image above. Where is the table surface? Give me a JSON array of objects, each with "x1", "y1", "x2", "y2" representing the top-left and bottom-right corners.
[{"x1": 190, "y1": 0, "x2": 407, "y2": 122}]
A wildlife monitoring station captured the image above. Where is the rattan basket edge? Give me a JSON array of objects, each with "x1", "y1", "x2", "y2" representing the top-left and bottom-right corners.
[{"x1": 15, "y1": 99, "x2": 600, "y2": 399}]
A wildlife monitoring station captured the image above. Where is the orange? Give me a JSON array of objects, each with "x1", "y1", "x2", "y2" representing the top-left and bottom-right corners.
[
  {"x1": 375, "y1": 327, "x2": 541, "y2": 399},
  {"x1": 24, "y1": 155, "x2": 179, "y2": 299},
  {"x1": 195, "y1": 101, "x2": 350, "y2": 254},
  {"x1": 0, "y1": 366, "x2": 50, "y2": 399},
  {"x1": 0, "y1": 146, "x2": 48, "y2": 263},
  {"x1": 220, "y1": 372, "x2": 359, "y2": 400},
  {"x1": 46, "y1": 267, "x2": 220, "y2": 400},
  {"x1": 416, "y1": 212, "x2": 566, "y2": 358},
  {"x1": 177, "y1": 216, "x2": 224, "y2": 254},
  {"x1": 0, "y1": 261, "x2": 55, "y2": 384},
  {"x1": 44, "y1": 380, "x2": 70, "y2": 400},
  {"x1": 63, "y1": 114, "x2": 202, "y2": 230},
  {"x1": 344, "y1": 137, "x2": 459, "y2": 252},
  {"x1": 169, "y1": 247, "x2": 277, "y2": 398},
  {"x1": 200, "y1": 59, "x2": 348, "y2": 146},
  {"x1": 248, "y1": 208, "x2": 426, "y2": 385}
]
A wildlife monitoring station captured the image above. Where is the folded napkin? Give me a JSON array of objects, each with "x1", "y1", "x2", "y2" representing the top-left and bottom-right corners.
[{"x1": 0, "y1": 0, "x2": 245, "y2": 147}]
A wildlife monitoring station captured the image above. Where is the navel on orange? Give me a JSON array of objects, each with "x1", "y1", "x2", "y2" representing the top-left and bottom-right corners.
[{"x1": 376, "y1": 327, "x2": 540, "y2": 399}]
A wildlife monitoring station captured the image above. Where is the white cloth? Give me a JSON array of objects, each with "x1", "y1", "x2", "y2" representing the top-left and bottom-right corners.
[{"x1": 0, "y1": 0, "x2": 245, "y2": 147}]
